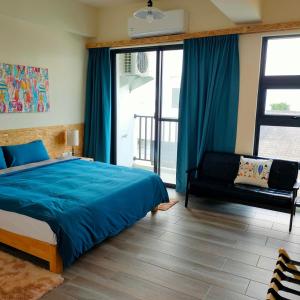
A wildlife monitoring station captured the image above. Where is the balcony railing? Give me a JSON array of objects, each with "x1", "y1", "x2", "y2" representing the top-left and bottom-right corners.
[{"x1": 134, "y1": 114, "x2": 178, "y2": 165}]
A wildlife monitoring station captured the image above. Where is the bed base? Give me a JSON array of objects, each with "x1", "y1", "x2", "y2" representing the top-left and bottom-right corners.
[
  {"x1": 0, "y1": 228, "x2": 62, "y2": 274},
  {"x1": 151, "y1": 205, "x2": 159, "y2": 213},
  {"x1": 0, "y1": 205, "x2": 160, "y2": 274}
]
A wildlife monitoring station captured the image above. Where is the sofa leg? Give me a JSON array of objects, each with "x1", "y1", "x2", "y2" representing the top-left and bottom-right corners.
[
  {"x1": 185, "y1": 190, "x2": 189, "y2": 208},
  {"x1": 289, "y1": 207, "x2": 294, "y2": 233}
]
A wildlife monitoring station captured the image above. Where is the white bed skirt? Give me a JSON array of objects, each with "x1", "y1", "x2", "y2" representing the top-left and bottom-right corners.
[{"x1": 0, "y1": 209, "x2": 57, "y2": 245}]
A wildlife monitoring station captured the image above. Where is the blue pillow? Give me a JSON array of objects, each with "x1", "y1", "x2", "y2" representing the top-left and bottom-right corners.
[
  {"x1": 3, "y1": 140, "x2": 50, "y2": 167},
  {"x1": 0, "y1": 147, "x2": 7, "y2": 169}
]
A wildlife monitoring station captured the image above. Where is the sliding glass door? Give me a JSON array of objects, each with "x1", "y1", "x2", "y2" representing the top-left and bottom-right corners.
[
  {"x1": 159, "y1": 50, "x2": 182, "y2": 184},
  {"x1": 114, "y1": 50, "x2": 157, "y2": 172},
  {"x1": 113, "y1": 45, "x2": 183, "y2": 186}
]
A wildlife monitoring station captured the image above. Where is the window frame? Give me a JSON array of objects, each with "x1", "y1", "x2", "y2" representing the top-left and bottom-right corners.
[
  {"x1": 111, "y1": 44, "x2": 183, "y2": 188},
  {"x1": 254, "y1": 35, "x2": 300, "y2": 160}
]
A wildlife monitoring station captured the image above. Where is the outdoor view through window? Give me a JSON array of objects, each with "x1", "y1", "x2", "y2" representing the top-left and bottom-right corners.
[
  {"x1": 115, "y1": 49, "x2": 183, "y2": 185},
  {"x1": 256, "y1": 36, "x2": 300, "y2": 163}
]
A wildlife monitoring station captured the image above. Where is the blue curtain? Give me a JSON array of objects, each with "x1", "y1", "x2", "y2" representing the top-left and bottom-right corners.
[
  {"x1": 176, "y1": 34, "x2": 240, "y2": 192},
  {"x1": 84, "y1": 48, "x2": 111, "y2": 163}
]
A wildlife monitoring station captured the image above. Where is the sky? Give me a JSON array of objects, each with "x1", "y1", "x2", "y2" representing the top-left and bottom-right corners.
[{"x1": 265, "y1": 36, "x2": 300, "y2": 113}]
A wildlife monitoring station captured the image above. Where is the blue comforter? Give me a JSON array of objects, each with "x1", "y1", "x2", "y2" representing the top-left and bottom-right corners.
[{"x1": 0, "y1": 159, "x2": 169, "y2": 267}]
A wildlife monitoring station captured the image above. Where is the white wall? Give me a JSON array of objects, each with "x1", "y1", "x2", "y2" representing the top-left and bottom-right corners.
[
  {"x1": 236, "y1": 33, "x2": 262, "y2": 154},
  {"x1": 236, "y1": 29, "x2": 300, "y2": 154},
  {"x1": 95, "y1": 0, "x2": 300, "y2": 154},
  {"x1": 2, "y1": 0, "x2": 300, "y2": 145},
  {"x1": 0, "y1": 15, "x2": 88, "y2": 130},
  {"x1": 0, "y1": 0, "x2": 98, "y2": 38},
  {"x1": 0, "y1": 0, "x2": 99, "y2": 130}
]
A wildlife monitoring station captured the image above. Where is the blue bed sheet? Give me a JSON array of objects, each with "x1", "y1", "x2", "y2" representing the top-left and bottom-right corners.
[{"x1": 0, "y1": 159, "x2": 169, "y2": 267}]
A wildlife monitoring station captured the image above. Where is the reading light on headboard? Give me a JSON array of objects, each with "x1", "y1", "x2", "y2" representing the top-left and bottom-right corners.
[{"x1": 66, "y1": 129, "x2": 79, "y2": 156}]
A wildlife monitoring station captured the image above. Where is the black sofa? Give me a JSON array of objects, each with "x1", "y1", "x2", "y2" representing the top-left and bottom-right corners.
[{"x1": 185, "y1": 151, "x2": 300, "y2": 232}]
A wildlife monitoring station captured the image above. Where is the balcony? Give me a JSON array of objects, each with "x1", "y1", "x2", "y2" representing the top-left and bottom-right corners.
[{"x1": 133, "y1": 114, "x2": 178, "y2": 184}]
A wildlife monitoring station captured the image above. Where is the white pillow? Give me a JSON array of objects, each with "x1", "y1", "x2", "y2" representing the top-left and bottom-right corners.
[{"x1": 234, "y1": 156, "x2": 273, "y2": 188}]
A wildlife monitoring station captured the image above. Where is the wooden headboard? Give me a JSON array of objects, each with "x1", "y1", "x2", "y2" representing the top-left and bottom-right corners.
[{"x1": 0, "y1": 123, "x2": 84, "y2": 158}]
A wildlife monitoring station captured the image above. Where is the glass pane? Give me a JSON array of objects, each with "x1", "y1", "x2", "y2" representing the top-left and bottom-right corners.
[
  {"x1": 116, "y1": 51, "x2": 156, "y2": 172},
  {"x1": 161, "y1": 50, "x2": 183, "y2": 118},
  {"x1": 160, "y1": 120, "x2": 178, "y2": 184},
  {"x1": 160, "y1": 50, "x2": 183, "y2": 184},
  {"x1": 265, "y1": 36, "x2": 300, "y2": 76},
  {"x1": 258, "y1": 126, "x2": 300, "y2": 162},
  {"x1": 265, "y1": 89, "x2": 300, "y2": 115}
]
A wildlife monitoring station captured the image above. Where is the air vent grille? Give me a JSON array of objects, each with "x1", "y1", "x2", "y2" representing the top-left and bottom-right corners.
[{"x1": 124, "y1": 53, "x2": 132, "y2": 74}]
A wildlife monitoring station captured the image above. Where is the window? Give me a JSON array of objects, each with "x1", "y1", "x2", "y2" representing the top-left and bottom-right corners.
[
  {"x1": 254, "y1": 35, "x2": 300, "y2": 163},
  {"x1": 113, "y1": 46, "x2": 183, "y2": 186},
  {"x1": 171, "y1": 88, "x2": 180, "y2": 108}
]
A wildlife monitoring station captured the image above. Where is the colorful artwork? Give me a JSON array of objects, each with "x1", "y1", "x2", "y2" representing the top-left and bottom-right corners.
[{"x1": 0, "y1": 63, "x2": 49, "y2": 113}]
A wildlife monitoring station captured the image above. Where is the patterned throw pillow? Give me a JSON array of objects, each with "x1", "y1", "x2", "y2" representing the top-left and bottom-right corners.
[{"x1": 234, "y1": 156, "x2": 273, "y2": 188}]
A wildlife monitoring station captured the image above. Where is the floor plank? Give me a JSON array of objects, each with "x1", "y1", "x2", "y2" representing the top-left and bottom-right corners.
[
  {"x1": 222, "y1": 259, "x2": 272, "y2": 284},
  {"x1": 114, "y1": 229, "x2": 227, "y2": 269},
  {"x1": 32, "y1": 189, "x2": 300, "y2": 299},
  {"x1": 80, "y1": 248, "x2": 210, "y2": 299},
  {"x1": 102, "y1": 237, "x2": 250, "y2": 293},
  {"x1": 175, "y1": 219, "x2": 268, "y2": 246},
  {"x1": 246, "y1": 281, "x2": 268, "y2": 300},
  {"x1": 159, "y1": 231, "x2": 259, "y2": 265},
  {"x1": 247, "y1": 225, "x2": 300, "y2": 244},
  {"x1": 256, "y1": 256, "x2": 277, "y2": 271},
  {"x1": 136, "y1": 220, "x2": 238, "y2": 247},
  {"x1": 266, "y1": 237, "x2": 300, "y2": 254},
  {"x1": 204, "y1": 286, "x2": 256, "y2": 300}
]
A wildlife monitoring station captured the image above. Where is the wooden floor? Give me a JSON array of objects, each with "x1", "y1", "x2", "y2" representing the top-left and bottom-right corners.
[{"x1": 42, "y1": 189, "x2": 300, "y2": 300}]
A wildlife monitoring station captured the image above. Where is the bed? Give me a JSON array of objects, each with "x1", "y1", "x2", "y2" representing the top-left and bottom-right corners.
[{"x1": 0, "y1": 158, "x2": 169, "y2": 273}]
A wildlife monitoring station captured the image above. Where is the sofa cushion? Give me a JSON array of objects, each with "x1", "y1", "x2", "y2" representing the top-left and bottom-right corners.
[
  {"x1": 198, "y1": 151, "x2": 240, "y2": 183},
  {"x1": 232, "y1": 184, "x2": 293, "y2": 209},
  {"x1": 198, "y1": 151, "x2": 298, "y2": 191},
  {"x1": 190, "y1": 177, "x2": 293, "y2": 210},
  {"x1": 233, "y1": 184, "x2": 292, "y2": 200},
  {"x1": 268, "y1": 159, "x2": 299, "y2": 191},
  {"x1": 190, "y1": 177, "x2": 232, "y2": 195}
]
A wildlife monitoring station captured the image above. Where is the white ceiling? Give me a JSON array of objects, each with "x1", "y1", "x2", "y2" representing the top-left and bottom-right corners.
[
  {"x1": 77, "y1": 0, "x2": 262, "y2": 24},
  {"x1": 76, "y1": 0, "x2": 142, "y2": 7},
  {"x1": 210, "y1": 0, "x2": 261, "y2": 23}
]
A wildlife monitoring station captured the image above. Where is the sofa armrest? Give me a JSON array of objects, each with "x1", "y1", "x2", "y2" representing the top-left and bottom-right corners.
[
  {"x1": 186, "y1": 167, "x2": 198, "y2": 174},
  {"x1": 293, "y1": 181, "x2": 300, "y2": 190},
  {"x1": 292, "y1": 181, "x2": 300, "y2": 200}
]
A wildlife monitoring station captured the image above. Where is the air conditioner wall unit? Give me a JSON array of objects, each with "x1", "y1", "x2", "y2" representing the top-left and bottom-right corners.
[
  {"x1": 128, "y1": 9, "x2": 188, "y2": 39},
  {"x1": 121, "y1": 53, "x2": 151, "y2": 77}
]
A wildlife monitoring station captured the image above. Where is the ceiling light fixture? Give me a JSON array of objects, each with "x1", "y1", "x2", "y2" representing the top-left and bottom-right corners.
[{"x1": 133, "y1": 0, "x2": 165, "y2": 23}]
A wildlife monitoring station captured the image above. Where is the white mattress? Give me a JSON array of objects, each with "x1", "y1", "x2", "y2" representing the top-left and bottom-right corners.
[
  {"x1": 0, "y1": 159, "x2": 74, "y2": 245},
  {"x1": 0, "y1": 209, "x2": 57, "y2": 244}
]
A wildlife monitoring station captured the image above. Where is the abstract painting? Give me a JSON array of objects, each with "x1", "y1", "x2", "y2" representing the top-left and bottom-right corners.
[{"x1": 0, "y1": 63, "x2": 49, "y2": 113}]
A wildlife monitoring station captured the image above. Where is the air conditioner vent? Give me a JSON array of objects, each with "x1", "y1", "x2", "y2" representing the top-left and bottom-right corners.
[
  {"x1": 137, "y1": 52, "x2": 148, "y2": 74},
  {"x1": 124, "y1": 53, "x2": 132, "y2": 74}
]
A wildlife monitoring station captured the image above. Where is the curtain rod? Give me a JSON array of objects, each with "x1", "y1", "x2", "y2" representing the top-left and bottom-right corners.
[
  {"x1": 86, "y1": 20, "x2": 300, "y2": 49},
  {"x1": 110, "y1": 41, "x2": 183, "y2": 50}
]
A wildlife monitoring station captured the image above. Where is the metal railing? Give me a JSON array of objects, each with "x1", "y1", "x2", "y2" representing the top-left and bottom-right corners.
[{"x1": 134, "y1": 114, "x2": 178, "y2": 163}]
